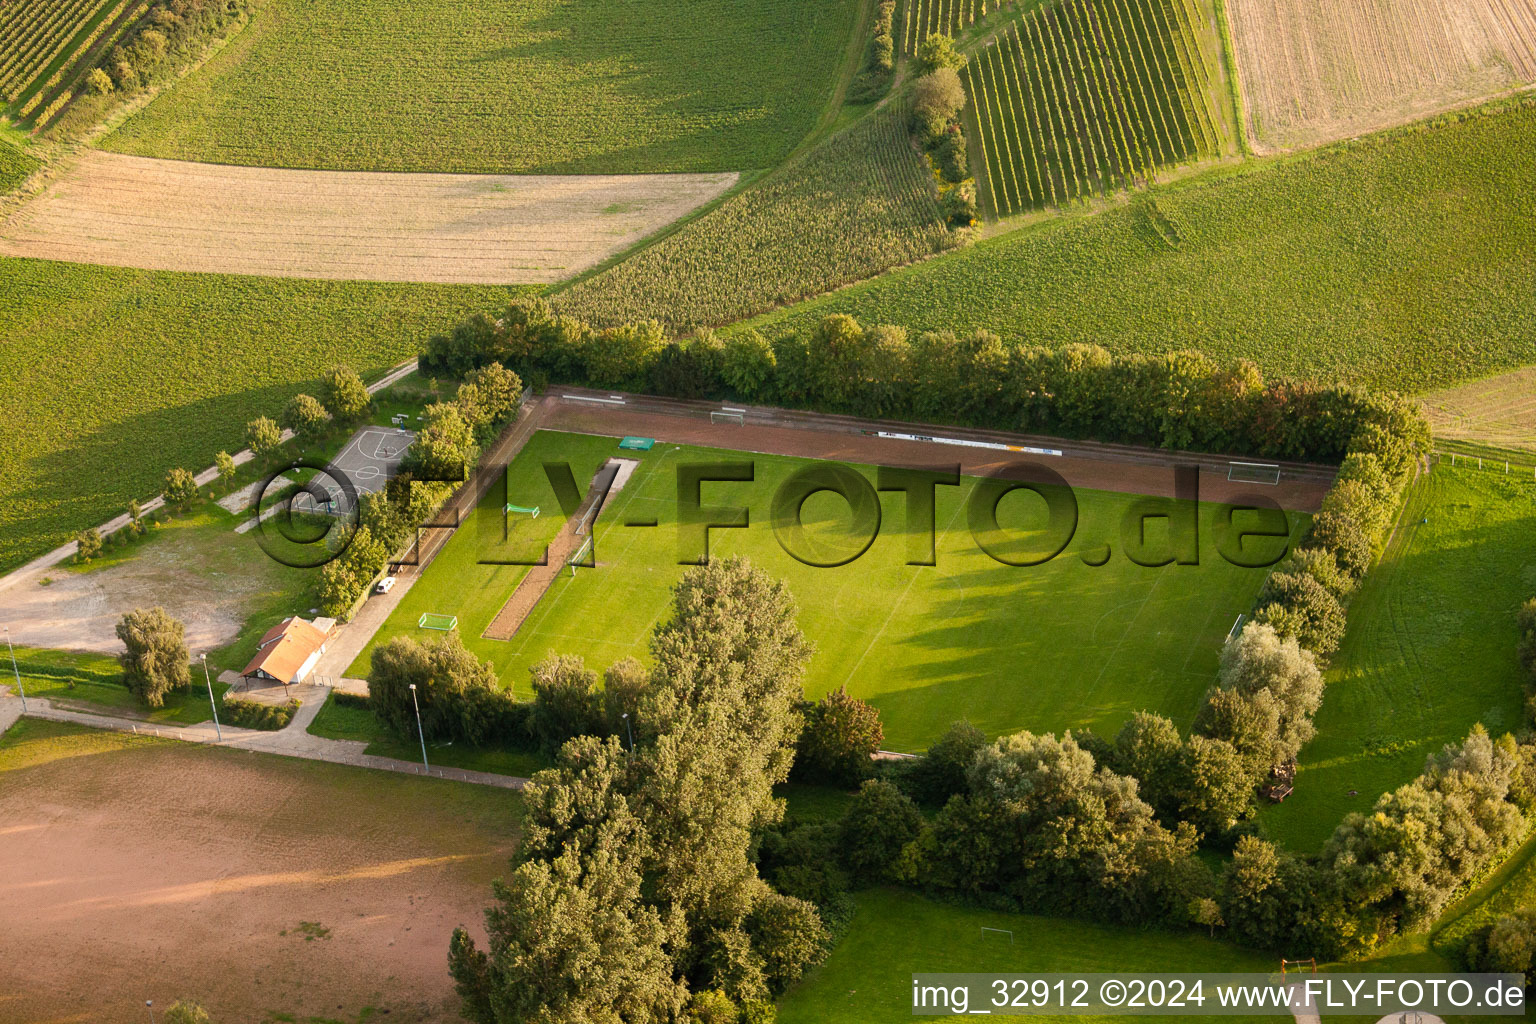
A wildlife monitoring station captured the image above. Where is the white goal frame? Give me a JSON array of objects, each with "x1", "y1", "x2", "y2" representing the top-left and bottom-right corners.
[
  {"x1": 1228, "y1": 460, "x2": 1281, "y2": 485},
  {"x1": 711, "y1": 408, "x2": 746, "y2": 426}
]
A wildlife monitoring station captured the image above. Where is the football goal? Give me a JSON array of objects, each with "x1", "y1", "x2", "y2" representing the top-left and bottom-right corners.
[
  {"x1": 418, "y1": 612, "x2": 458, "y2": 631},
  {"x1": 567, "y1": 536, "x2": 593, "y2": 576},
  {"x1": 1228, "y1": 461, "x2": 1281, "y2": 485},
  {"x1": 711, "y1": 408, "x2": 746, "y2": 426},
  {"x1": 505, "y1": 504, "x2": 540, "y2": 518}
]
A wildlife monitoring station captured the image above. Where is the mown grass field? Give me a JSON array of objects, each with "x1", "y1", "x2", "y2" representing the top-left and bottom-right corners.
[
  {"x1": 962, "y1": 0, "x2": 1223, "y2": 214},
  {"x1": 742, "y1": 100, "x2": 1536, "y2": 394},
  {"x1": 101, "y1": 0, "x2": 861, "y2": 174},
  {"x1": 553, "y1": 105, "x2": 955, "y2": 328},
  {"x1": 352, "y1": 431, "x2": 1298, "y2": 752},
  {"x1": 0, "y1": 256, "x2": 525, "y2": 574},
  {"x1": 778, "y1": 889, "x2": 1277, "y2": 1024},
  {"x1": 1259, "y1": 465, "x2": 1536, "y2": 852}
]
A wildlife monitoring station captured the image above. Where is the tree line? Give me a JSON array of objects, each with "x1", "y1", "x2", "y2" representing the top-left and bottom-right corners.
[{"x1": 420, "y1": 297, "x2": 1426, "y2": 467}]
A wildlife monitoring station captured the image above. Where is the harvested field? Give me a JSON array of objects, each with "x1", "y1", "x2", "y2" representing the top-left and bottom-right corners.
[
  {"x1": 1228, "y1": 0, "x2": 1536, "y2": 151},
  {"x1": 0, "y1": 718, "x2": 520, "y2": 1023},
  {"x1": 1423, "y1": 365, "x2": 1536, "y2": 454},
  {"x1": 0, "y1": 151, "x2": 737, "y2": 284}
]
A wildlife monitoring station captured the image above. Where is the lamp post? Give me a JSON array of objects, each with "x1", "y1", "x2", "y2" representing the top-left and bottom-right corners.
[
  {"x1": 409, "y1": 683, "x2": 428, "y2": 772},
  {"x1": 4, "y1": 626, "x2": 25, "y2": 712},
  {"x1": 201, "y1": 653, "x2": 222, "y2": 741},
  {"x1": 621, "y1": 711, "x2": 634, "y2": 752}
]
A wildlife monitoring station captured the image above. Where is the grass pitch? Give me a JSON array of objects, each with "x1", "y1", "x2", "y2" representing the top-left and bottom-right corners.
[
  {"x1": 353, "y1": 431, "x2": 1298, "y2": 751},
  {"x1": 101, "y1": 0, "x2": 861, "y2": 174},
  {"x1": 1259, "y1": 465, "x2": 1536, "y2": 852}
]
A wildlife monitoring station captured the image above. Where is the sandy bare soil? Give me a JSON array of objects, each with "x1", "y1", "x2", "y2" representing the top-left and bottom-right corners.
[
  {"x1": 1228, "y1": 0, "x2": 1536, "y2": 152},
  {"x1": 0, "y1": 151, "x2": 737, "y2": 284},
  {"x1": 0, "y1": 723, "x2": 518, "y2": 1024},
  {"x1": 1423, "y1": 365, "x2": 1536, "y2": 453}
]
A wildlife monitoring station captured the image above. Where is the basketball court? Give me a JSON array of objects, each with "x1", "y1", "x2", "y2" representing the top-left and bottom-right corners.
[{"x1": 292, "y1": 426, "x2": 415, "y2": 517}]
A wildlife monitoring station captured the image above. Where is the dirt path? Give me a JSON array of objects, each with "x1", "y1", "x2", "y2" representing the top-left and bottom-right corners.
[
  {"x1": 0, "y1": 151, "x2": 738, "y2": 284},
  {"x1": 0, "y1": 715, "x2": 520, "y2": 1024}
]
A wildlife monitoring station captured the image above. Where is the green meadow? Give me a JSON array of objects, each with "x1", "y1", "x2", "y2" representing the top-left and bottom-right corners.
[{"x1": 353, "y1": 431, "x2": 1302, "y2": 751}]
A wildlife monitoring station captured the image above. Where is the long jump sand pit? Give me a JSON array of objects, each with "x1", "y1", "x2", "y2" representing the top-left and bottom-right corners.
[
  {"x1": 1228, "y1": 0, "x2": 1536, "y2": 152},
  {"x1": 0, "y1": 719, "x2": 519, "y2": 1023},
  {"x1": 0, "y1": 151, "x2": 737, "y2": 284}
]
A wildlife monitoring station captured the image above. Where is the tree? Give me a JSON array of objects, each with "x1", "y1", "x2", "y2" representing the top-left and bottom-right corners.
[
  {"x1": 722, "y1": 330, "x2": 776, "y2": 400},
  {"x1": 215, "y1": 450, "x2": 236, "y2": 491},
  {"x1": 794, "y1": 687, "x2": 883, "y2": 786},
  {"x1": 246, "y1": 416, "x2": 282, "y2": 461},
  {"x1": 322, "y1": 364, "x2": 371, "y2": 421},
  {"x1": 529, "y1": 653, "x2": 604, "y2": 752},
  {"x1": 447, "y1": 835, "x2": 687, "y2": 1024},
  {"x1": 901, "y1": 720, "x2": 986, "y2": 804},
  {"x1": 280, "y1": 393, "x2": 331, "y2": 443},
  {"x1": 405, "y1": 402, "x2": 476, "y2": 481},
  {"x1": 915, "y1": 33, "x2": 966, "y2": 73},
  {"x1": 162, "y1": 1002, "x2": 211, "y2": 1024},
  {"x1": 76, "y1": 528, "x2": 102, "y2": 562},
  {"x1": 368, "y1": 631, "x2": 503, "y2": 744},
  {"x1": 840, "y1": 778, "x2": 923, "y2": 882},
  {"x1": 116, "y1": 607, "x2": 189, "y2": 707},
  {"x1": 162, "y1": 466, "x2": 199, "y2": 509}
]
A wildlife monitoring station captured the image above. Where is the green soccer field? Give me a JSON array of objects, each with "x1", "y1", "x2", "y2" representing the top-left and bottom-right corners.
[{"x1": 353, "y1": 431, "x2": 1303, "y2": 750}]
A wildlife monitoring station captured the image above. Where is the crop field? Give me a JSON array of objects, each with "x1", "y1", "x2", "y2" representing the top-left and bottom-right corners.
[
  {"x1": 553, "y1": 106, "x2": 956, "y2": 328},
  {"x1": 0, "y1": 0, "x2": 146, "y2": 129},
  {"x1": 0, "y1": 718, "x2": 519, "y2": 1024},
  {"x1": 742, "y1": 100, "x2": 1536, "y2": 394},
  {"x1": 1259, "y1": 465, "x2": 1536, "y2": 853},
  {"x1": 902, "y1": 0, "x2": 1008, "y2": 53},
  {"x1": 0, "y1": 256, "x2": 525, "y2": 574},
  {"x1": 779, "y1": 889, "x2": 1276, "y2": 1024},
  {"x1": 100, "y1": 0, "x2": 861, "y2": 175},
  {"x1": 1424, "y1": 366, "x2": 1536, "y2": 455},
  {"x1": 1229, "y1": 0, "x2": 1536, "y2": 152},
  {"x1": 961, "y1": 0, "x2": 1223, "y2": 214},
  {"x1": 352, "y1": 431, "x2": 1298, "y2": 752},
  {"x1": 0, "y1": 151, "x2": 738, "y2": 284}
]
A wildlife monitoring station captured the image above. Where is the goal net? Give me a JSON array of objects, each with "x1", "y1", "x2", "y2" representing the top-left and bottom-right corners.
[
  {"x1": 418, "y1": 612, "x2": 458, "y2": 631},
  {"x1": 710, "y1": 409, "x2": 746, "y2": 426},
  {"x1": 568, "y1": 536, "x2": 594, "y2": 576},
  {"x1": 1228, "y1": 461, "x2": 1281, "y2": 485}
]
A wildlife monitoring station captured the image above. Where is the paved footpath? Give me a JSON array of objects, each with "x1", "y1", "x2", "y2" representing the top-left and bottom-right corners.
[{"x1": 0, "y1": 685, "x2": 525, "y2": 790}]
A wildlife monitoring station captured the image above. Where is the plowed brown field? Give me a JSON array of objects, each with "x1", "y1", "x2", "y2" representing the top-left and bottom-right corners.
[
  {"x1": 1228, "y1": 0, "x2": 1536, "y2": 151},
  {"x1": 0, "y1": 151, "x2": 736, "y2": 284}
]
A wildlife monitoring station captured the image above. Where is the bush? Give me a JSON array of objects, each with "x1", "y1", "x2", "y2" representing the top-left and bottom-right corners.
[
  {"x1": 221, "y1": 696, "x2": 298, "y2": 730},
  {"x1": 793, "y1": 687, "x2": 883, "y2": 786},
  {"x1": 76, "y1": 527, "x2": 102, "y2": 562},
  {"x1": 839, "y1": 779, "x2": 923, "y2": 882}
]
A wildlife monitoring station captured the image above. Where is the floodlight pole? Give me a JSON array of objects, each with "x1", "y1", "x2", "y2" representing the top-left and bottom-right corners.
[
  {"x1": 4, "y1": 627, "x2": 26, "y2": 712},
  {"x1": 621, "y1": 712, "x2": 633, "y2": 752},
  {"x1": 201, "y1": 653, "x2": 222, "y2": 741},
  {"x1": 409, "y1": 683, "x2": 429, "y2": 772}
]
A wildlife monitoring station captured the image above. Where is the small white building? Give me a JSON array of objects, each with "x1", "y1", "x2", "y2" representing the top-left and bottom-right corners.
[{"x1": 239, "y1": 616, "x2": 336, "y2": 688}]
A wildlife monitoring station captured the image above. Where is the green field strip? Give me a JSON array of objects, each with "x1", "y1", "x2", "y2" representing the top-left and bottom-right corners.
[
  {"x1": 1101, "y1": 0, "x2": 1173, "y2": 165},
  {"x1": 998, "y1": 27, "x2": 1047, "y2": 208},
  {"x1": 1126, "y1": 0, "x2": 1200, "y2": 158},
  {"x1": 1043, "y1": 7, "x2": 1105, "y2": 195},
  {"x1": 988, "y1": 34, "x2": 1033, "y2": 210},
  {"x1": 982, "y1": 42, "x2": 1026, "y2": 211},
  {"x1": 1065, "y1": 0, "x2": 1137, "y2": 190},
  {"x1": 10, "y1": 0, "x2": 113, "y2": 108},
  {"x1": 5, "y1": 0, "x2": 99, "y2": 92}
]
